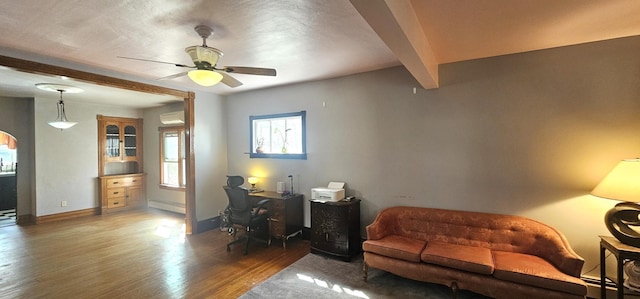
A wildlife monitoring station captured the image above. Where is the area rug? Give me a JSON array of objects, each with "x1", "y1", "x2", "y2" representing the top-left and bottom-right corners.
[{"x1": 239, "y1": 253, "x2": 491, "y2": 299}]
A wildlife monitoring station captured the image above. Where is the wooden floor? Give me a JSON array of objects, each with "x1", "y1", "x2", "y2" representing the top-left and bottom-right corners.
[{"x1": 0, "y1": 208, "x2": 310, "y2": 299}]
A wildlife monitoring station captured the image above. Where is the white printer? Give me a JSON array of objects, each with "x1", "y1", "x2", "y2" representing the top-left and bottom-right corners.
[{"x1": 311, "y1": 182, "x2": 346, "y2": 202}]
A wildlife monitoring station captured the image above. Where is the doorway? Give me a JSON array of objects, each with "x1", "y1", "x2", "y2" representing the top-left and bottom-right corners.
[{"x1": 0, "y1": 131, "x2": 17, "y2": 227}]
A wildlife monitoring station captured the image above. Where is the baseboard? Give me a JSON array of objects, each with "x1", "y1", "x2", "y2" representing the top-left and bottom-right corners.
[
  {"x1": 197, "y1": 215, "x2": 219, "y2": 234},
  {"x1": 148, "y1": 201, "x2": 185, "y2": 214},
  {"x1": 36, "y1": 208, "x2": 100, "y2": 224},
  {"x1": 16, "y1": 214, "x2": 35, "y2": 225}
]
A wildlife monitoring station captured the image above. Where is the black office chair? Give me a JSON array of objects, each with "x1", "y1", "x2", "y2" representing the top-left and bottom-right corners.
[{"x1": 223, "y1": 176, "x2": 271, "y2": 255}]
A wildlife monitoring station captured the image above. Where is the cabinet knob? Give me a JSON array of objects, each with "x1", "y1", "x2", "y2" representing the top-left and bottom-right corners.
[
  {"x1": 113, "y1": 182, "x2": 119, "y2": 185},
  {"x1": 113, "y1": 192, "x2": 119, "y2": 195}
]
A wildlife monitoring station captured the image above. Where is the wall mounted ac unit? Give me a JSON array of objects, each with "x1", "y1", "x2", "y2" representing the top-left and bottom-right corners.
[{"x1": 160, "y1": 111, "x2": 184, "y2": 124}]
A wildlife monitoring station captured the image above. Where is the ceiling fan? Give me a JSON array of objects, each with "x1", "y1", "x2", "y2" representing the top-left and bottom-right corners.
[{"x1": 118, "y1": 25, "x2": 276, "y2": 88}]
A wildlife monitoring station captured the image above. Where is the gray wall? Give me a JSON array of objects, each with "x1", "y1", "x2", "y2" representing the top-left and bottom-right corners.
[
  {"x1": 34, "y1": 96, "x2": 141, "y2": 216},
  {"x1": 225, "y1": 36, "x2": 640, "y2": 277},
  {"x1": 0, "y1": 97, "x2": 34, "y2": 217},
  {"x1": 138, "y1": 91, "x2": 230, "y2": 223},
  {"x1": 194, "y1": 92, "x2": 229, "y2": 221},
  {"x1": 143, "y1": 102, "x2": 186, "y2": 213}
]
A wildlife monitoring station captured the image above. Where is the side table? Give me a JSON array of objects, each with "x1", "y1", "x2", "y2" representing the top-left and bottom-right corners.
[
  {"x1": 600, "y1": 235, "x2": 640, "y2": 299},
  {"x1": 310, "y1": 199, "x2": 361, "y2": 261}
]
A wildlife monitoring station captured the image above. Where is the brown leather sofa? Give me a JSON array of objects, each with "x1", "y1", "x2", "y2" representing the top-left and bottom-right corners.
[{"x1": 362, "y1": 206, "x2": 587, "y2": 299}]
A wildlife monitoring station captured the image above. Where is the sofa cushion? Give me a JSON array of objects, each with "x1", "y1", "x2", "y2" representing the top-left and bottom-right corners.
[
  {"x1": 421, "y1": 241, "x2": 494, "y2": 275},
  {"x1": 363, "y1": 235, "x2": 427, "y2": 263},
  {"x1": 492, "y1": 251, "x2": 587, "y2": 296}
]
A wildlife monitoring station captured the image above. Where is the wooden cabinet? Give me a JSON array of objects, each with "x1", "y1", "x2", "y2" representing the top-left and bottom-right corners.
[
  {"x1": 99, "y1": 173, "x2": 146, "y2": 214},
  {"x1": 249, "y1": 191, "x2": 303, "y2": 249},
  {"x1": 97, "y1": 115, "x2": 145, "y2": 214},
  {"x1": 311, "y1": 199, "x2": 361, "y2": 261}
]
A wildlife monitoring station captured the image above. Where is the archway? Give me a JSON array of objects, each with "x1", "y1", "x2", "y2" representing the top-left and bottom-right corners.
[{"x1": 0, "y1": 131, "x2": 17, "y2": 226}]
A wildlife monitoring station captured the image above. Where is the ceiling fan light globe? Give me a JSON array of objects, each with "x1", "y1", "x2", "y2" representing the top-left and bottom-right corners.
[{"x1": 188, "y1": 70, "x2": 223, "y2": 86}]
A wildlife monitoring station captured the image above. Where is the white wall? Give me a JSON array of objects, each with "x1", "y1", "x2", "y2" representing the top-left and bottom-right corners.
[
  {"x1": 225, "y1": 36, "x2": 640, "y2": 279},
  {"x1": 34, "y1": 95, "x2": 141, "y2": 216}
]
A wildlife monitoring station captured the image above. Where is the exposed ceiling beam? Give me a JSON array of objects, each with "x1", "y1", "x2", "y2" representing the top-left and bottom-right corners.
[
  {"x1": 350, "y1": 0, "x2": 439, "y2": 89},
  {"x1": 0, "y1": 55, "x2": 189, "y2": 98}
]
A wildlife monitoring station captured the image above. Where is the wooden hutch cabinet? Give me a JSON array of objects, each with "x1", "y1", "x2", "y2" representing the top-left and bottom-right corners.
[
  {"x1": 101, "y1": 118, "x2": 141, "y2": 165},
  {"x1": 97, "y1": 115, "x2": 146, "y2": 214},
  {"x1": 310, "y1": 199, "x2": 361, "y2": 261}
]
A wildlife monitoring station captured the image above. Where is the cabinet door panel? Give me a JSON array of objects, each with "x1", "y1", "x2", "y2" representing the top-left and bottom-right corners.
[
  {"x1": 123, "y1": 124, "x2": 137, "y2": 160},
  {"x1": 127, "y1": 186, "x2": 143, "y2": 206},
  {"x1": 105, "y1": 123, "x2": 121, "y2": 160}
]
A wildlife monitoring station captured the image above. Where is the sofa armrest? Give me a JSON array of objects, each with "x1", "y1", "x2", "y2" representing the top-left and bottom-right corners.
[
  {"x1": 544, "y1": 228, "x2": 585, "y2": 278},
  {"x1": 523, "y1": 222, "x2": 585, "y2": 278},
  {"x1": 366, "y1": 207, "x2": 399, "y2": 240}
]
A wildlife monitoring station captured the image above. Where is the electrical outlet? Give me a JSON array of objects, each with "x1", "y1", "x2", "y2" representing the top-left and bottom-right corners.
[{"x1": 61, "y1": 201, "x2": 67, "y2": 207}]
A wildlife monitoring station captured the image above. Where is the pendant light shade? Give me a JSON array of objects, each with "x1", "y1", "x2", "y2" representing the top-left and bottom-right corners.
[
  {"x1": 187, "y1": 69, "x2": 223, "y2": 86},
  {"x1": 35, "y1": 83, "x2": 83, "y2": 130},
  {"x1": 48, "y1": 96, "x2": 77, "y2": 129}
]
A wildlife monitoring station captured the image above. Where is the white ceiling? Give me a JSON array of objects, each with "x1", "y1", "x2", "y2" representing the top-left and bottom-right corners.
[{"x1": 1, "y1": 0, "x2": 640, "y2": 108}]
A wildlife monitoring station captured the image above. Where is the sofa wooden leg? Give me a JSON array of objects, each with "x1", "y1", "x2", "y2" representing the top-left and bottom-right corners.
[
  {"x1": 450, "y1": 281, "x2": 458, "y2": 299},
  {"x1": 363, "y1": 262, "x2": 369, "y2": 281}
]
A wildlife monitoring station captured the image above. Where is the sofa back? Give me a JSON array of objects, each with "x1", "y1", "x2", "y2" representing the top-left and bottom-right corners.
[{"x1": 366, "y1": 206, "x2": 584, "y2": 277}]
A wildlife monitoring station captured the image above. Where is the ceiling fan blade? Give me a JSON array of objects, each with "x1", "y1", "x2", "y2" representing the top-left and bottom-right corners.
[
  {"x1": 158, "y1": 71, "x2": 189, "y2": 81},
  {"x1": 220, "y1": 72, "x2": 243, "y2": 88},
  {"x1": 117, "y1": 56, "x2": 194, "y2": 68},
  {"x1": 224, "y1": 66, "x2": 276, "y2": 76}
]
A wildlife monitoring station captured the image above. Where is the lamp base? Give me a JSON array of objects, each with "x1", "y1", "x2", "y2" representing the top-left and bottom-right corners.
[
  {"x1": 625, "y1": 261, "x2": 640, "y2": 291},
  {"x1": 605, "y1": 202, "x2": 640, "y2": 247}
]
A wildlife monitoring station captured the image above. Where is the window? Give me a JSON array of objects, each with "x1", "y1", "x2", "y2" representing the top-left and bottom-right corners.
[
  {"x1": 159, "y1": 126, "x2": 186, "y2": 189},
  {"x1": 250, "y1": 111, "x2": 306, "y2": 159}
]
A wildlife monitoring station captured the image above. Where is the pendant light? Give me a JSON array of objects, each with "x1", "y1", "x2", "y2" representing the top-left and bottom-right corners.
[{"x1": 35, "y1": 83, "x2": 83, "y2": 130}]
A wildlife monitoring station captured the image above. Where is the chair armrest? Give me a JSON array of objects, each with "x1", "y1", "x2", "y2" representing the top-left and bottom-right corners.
[{"x1": 252, "y1": 198, "x2": 271, "y2": 216}]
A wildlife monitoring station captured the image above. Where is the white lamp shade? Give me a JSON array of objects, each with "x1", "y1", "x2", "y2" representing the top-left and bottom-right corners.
[
  {"x1": 187, "y1": 70, "x2": 223, "y2": 86},
  {"x1": 247, "y1": 177, "x2": 258, "y2": 185},
  {"x1": 591, "y1": 159, "x2": 640, "y2": 202},
  {"x1": 48, "y1": 121, "x2": 78, "y2": 129}
]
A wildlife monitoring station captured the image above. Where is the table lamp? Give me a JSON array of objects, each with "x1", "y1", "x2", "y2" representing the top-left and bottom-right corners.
[
  {"x1": 247, "y1": 177, "x2": 258, "y2": 192},
  {"x1": 591, "y1": 159, "x2": 640, "y2": 247}
]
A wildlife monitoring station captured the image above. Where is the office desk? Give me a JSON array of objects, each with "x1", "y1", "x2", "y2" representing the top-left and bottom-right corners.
[{"x1": 250, "y1": 191, "x2": 303, "y2": 249}]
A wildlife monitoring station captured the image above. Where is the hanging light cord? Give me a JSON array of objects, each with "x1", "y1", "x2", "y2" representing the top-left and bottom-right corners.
[{"x1": 57, "y1": 89, "x2": 67, "y2": 122}]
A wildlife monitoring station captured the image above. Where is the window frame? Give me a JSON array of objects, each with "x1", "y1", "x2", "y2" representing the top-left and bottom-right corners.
[
  {"x1": 249, "y1": 111, "x2": 307, "y2": 160},
  {"x1": 159, "y1": 126, "x2": 186, "y2": 190}
]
